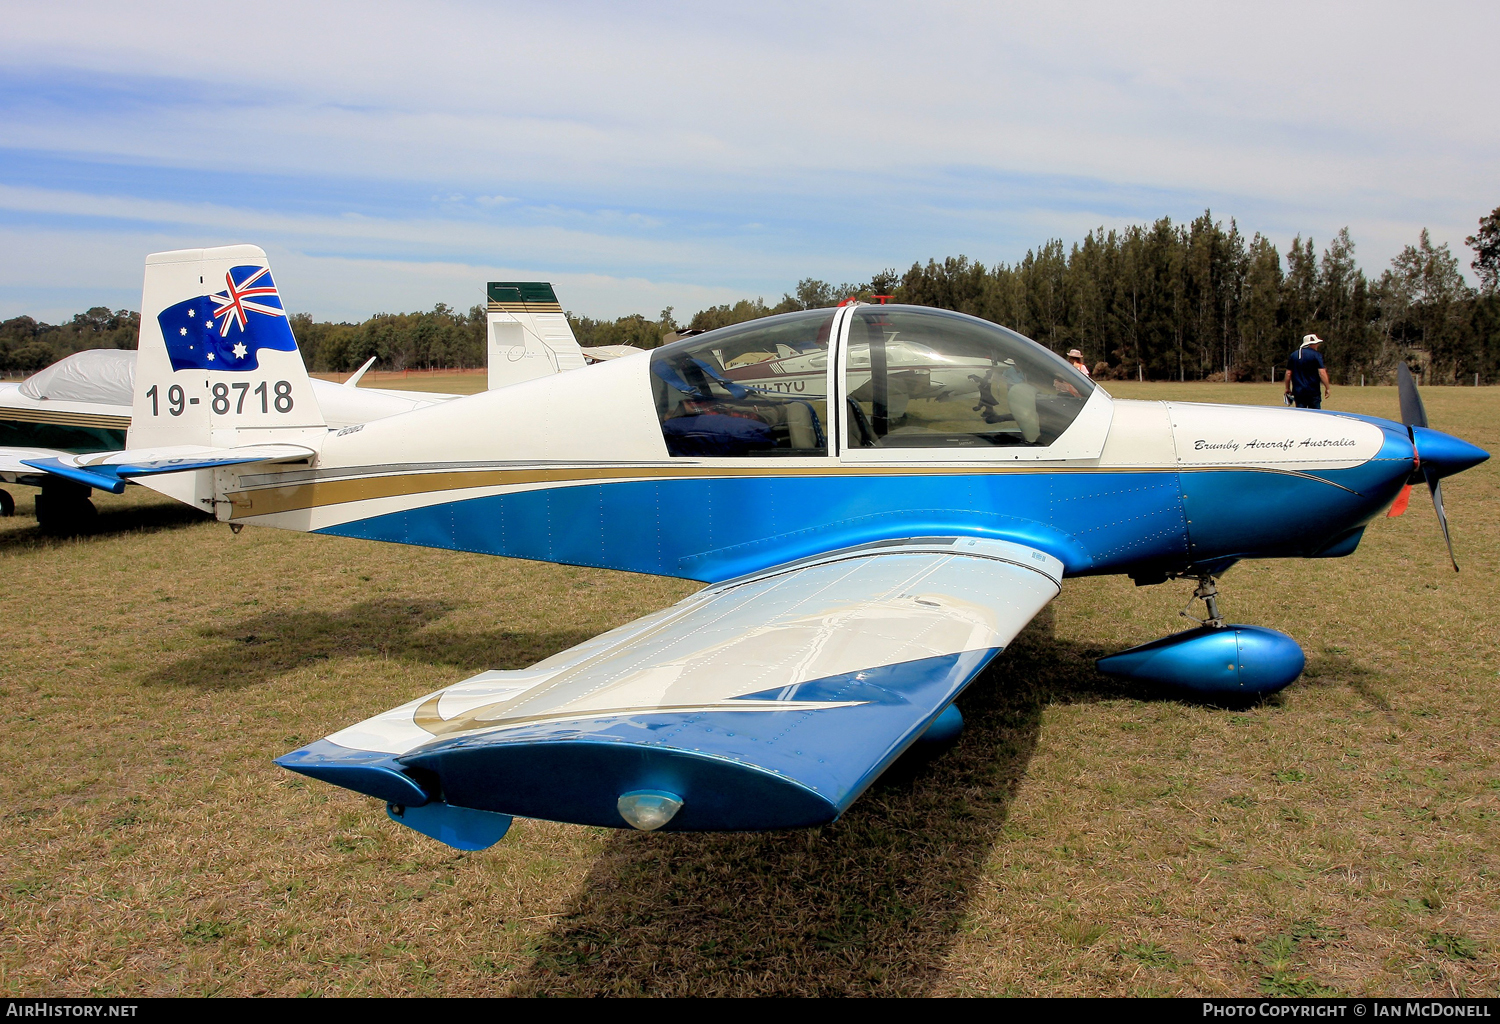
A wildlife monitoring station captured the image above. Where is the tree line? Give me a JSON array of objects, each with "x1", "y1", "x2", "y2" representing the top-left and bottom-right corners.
[
  {"x1": 893, "y1": 215, "x2": 1499, "y2": 385},
  {"x1": 0, "y1": 308, "x2": 140, "y2": 374},
  {"x1": 5, "y1": 207, "x2": 1497, "y2": 383}
]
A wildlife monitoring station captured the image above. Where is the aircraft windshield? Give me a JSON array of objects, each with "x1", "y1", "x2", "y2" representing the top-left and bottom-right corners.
[
  {"x1": 650, "y1": 309, "x2": 835, "y2": 456},
  {"x1": 845, "y1": 307, "x2": 1094, "y2": 448}
]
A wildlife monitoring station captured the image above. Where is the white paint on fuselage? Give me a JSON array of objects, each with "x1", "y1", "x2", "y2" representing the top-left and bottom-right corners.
[
  {"x1": 1166, "y1": 401, "x2": 1383, "y2": 471},
  {"x1": 218, "y1": 355, "x2": 1393, "y2": 536}
]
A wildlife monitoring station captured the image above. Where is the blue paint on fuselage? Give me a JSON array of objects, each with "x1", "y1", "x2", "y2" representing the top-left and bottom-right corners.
[
  {"x1": 320, "y1": 470, "x2": 1183, "y2": 582},
  {"x1": 316, "y1": 397, "x2": 1428, "y2": 583},
  {"x1": 317, "y1": 443, "x2": 1416, "y2": 584}
]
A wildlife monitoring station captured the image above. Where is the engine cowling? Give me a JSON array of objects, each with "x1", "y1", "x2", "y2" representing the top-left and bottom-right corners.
[{"x1": 1096, "y1": 625, "x2": 1304, "y2": 698}]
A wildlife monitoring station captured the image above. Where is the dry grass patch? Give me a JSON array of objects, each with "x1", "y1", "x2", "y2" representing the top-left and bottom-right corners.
[
  {"x1": 0, "y1": 382, "x2": 1496, "y2": 996},
  {"x1": 310, "y1": 369, "x2": 487, "y2": 395}
]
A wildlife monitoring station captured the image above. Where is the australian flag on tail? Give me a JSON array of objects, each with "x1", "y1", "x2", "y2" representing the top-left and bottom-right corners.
[{"x1": 157, "y1": 265, "x2": 297, "y2": 372}]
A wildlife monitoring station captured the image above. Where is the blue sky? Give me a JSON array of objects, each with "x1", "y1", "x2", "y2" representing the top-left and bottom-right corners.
[{"x1": 1, "y1": 0, "x2": 1495, "y2": 322}]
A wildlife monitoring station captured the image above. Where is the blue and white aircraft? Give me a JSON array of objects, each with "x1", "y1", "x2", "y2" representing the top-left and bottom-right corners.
[{"x1": 24, "y1": 245, "x2": 1489, "y2": 851}]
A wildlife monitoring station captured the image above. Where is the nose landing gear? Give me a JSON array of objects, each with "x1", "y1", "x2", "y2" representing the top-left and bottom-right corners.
[{"x1": 1179, "y1": 575, "x2": 1225, "y2": 629}]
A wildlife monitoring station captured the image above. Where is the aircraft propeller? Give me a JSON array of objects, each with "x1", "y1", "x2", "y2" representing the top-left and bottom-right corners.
[{"x1": 1389, "y1": 363, "x2": 1459, "y2": 571}]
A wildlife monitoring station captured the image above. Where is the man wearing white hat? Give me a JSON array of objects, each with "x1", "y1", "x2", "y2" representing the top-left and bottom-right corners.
[{"x1": 1284, "y1": 334, "x2": 1330, "y2": 409}]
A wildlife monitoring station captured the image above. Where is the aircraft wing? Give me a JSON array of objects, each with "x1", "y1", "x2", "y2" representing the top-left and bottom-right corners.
[
  {"x1": 0, "y1": 446, "x2": 67, "y2": 484},
  {"x1": 279, "y1": 536, "x2": 1062, "y2": 835}
]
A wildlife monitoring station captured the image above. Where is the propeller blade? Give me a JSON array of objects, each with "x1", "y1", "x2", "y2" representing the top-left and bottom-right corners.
[
  {"x1": 1397, "y1": 362, "x2": 1429, "y2": 429},
  {"x1": 1387, "y1": 484, "x2": 1413, "y2": 517},
  {"x1": 1425, "y1": 467, "x2": 1459, "y2": 572}
]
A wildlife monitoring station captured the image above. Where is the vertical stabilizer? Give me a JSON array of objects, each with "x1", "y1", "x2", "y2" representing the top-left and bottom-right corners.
[
  {"x1": 486, "y1": 282, "x2": 586, "y2": 390},
  {"x1": 130, "y1": 245, "x2": 325, "y2": 452}
]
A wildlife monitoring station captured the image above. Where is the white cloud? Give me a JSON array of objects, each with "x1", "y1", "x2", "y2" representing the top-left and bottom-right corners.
[
  {"x1": 0, "y1": 225, "x2": 751, "y2": 324},
  {"x1": 0, "y1": 0, "x2": 1494, "y2": 313}
]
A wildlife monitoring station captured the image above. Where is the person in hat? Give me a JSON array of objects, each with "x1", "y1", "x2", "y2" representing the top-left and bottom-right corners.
[
  {"x1": 1283, "y1": 334, "x2": 1330, "y2": 409},
  {"x1": 1066, "y1": 348, "x2": 1091, "y2": 377}
]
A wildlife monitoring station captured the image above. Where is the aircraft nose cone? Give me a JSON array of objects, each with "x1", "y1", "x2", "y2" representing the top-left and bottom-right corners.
[{"x1": 1412, "y1": 426, "x2": 1490, "y2": 480}]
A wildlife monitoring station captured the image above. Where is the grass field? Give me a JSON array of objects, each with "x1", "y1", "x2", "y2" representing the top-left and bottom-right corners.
[
  {"x1": 1, "y1": 382, "x2": 1496, "y2": 997},
  {"x1": 310, "y1": 369, "x2": 488, "y2": 395}
]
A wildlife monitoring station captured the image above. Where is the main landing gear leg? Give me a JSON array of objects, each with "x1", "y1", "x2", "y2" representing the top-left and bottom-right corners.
[
  {"x1": 35, "y1": 479, "x2": 96, "y2": 536},
  {"x1": 1179, "y1": 575, "x2": 1225, "y2": 629}
]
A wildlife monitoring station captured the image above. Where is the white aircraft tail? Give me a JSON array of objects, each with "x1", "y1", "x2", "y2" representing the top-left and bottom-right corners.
[
  {"x1": 129, "y1": 245, "x2": 326, "y2": 452},
  {"x1": 486, "y1": 282, "x2": 586, "y2": 390}
]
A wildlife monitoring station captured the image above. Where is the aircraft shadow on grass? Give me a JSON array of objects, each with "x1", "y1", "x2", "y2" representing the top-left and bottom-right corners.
[
  {"x1": 136, "y1": 596, "x2": 1296, "y2": 996},
  {"x1": 505, "y1": 606, "x2": 1180, "y2": 998},
  {"x1": 505, "y1": 640, "x2": 1399, "y2": 996},
  {"x1": 138, "y1": 597, "x2": 596, "y2": 692},
  {"x1": 0, "y1": 495, "x2": 205, "y2": 552}
]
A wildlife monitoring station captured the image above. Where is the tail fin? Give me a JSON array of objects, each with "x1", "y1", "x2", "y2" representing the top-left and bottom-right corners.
[
  {"x1": 486, "y1": 281, "x2": 586, "y2": 390},
  {"x1": 129, "y1": 245, "x2": 325, "y2": 451}
]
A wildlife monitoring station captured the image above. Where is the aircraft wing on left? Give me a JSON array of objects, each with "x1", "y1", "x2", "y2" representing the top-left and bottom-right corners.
[
  {"x1": 0, "y1": 446, "x2": 66, "y2": 488},
  {"x1": 278, "y1": 537, "x2": 1063, "y2": 846}
]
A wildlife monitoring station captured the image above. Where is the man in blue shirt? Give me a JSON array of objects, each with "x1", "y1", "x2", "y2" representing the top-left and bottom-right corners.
[{"x1": 1284, "y1": 334, "x2": 1330, "y2": 409}]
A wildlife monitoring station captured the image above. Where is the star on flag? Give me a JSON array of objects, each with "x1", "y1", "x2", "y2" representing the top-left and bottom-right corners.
[{"x1": 157, "y1": 264, "x2": 297, "y2": 372}]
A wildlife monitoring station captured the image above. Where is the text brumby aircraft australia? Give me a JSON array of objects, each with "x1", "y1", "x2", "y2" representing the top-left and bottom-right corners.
[{"x1": 24, "y1": 246, "x2": 1489, "y2": 850}]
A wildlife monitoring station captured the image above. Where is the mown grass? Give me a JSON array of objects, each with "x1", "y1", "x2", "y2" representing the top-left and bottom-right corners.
[
  {"x1": 311, "y1": 369, "x2": 488, "y2": 395},
  {"x1": 0, "y1": 382, "x2": 1495, "y2": 996}
]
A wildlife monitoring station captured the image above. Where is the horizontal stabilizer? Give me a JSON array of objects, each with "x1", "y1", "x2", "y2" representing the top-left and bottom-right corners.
[
  {"x1": 23, "y1": 443, "x2": 315, "y2": 494},
  {"x1": 343, "y1": 356, "x2": 377, "y2": 387}
]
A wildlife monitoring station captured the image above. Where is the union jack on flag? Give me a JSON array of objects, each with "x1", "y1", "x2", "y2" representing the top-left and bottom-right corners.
[
  {"x1": 211, "y1": 266, "x2": 284, "y2": 337},
  {"x1": 157, "y1": 264, "x2": 298, "y2": 372}
]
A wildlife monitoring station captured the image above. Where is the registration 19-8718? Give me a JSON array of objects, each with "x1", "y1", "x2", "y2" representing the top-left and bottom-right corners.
[{"x1": 145, "y1": 381, "x2": 294, "y2": 416}]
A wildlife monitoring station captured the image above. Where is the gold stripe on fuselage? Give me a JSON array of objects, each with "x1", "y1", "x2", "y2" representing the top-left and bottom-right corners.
[
  {"x1": 0, "y1": 407, "x2": 130, "y2": 430},
  {"x1": 225, "y1": 462, "x2": 1351, "y2": 521},
  {"x1": 486, "y1": 301, "x2": 565, "y2": 313}
]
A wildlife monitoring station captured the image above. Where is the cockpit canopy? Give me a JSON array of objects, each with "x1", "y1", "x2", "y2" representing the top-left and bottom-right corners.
[{"x1": 650, "y1": 305, "x2": 1094, "y2": 457}]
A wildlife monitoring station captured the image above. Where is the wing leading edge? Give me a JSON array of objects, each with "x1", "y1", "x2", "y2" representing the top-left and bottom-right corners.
[{"x1": 278, "y1": 536, "x2": 1062, "y2": 840}]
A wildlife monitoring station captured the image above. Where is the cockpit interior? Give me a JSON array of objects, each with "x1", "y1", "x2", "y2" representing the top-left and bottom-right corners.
[{"x1": 649, "y1": 305, "x2": 1094, "y2": 457}]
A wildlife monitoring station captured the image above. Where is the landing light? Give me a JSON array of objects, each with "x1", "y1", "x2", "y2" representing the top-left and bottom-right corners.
[{"x1": 617, "y1": 790, "x2": 683, "y2": 831}]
